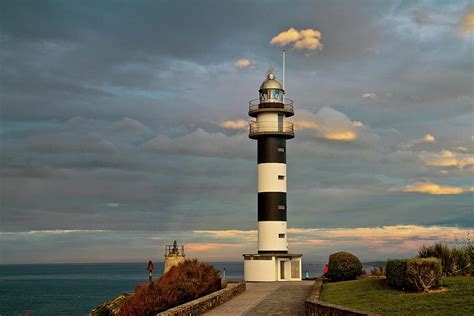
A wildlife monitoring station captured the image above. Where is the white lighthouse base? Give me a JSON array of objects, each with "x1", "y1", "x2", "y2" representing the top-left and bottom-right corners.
[{"x1": 243, "y1": 253, "x2": 302, "y2": 282}]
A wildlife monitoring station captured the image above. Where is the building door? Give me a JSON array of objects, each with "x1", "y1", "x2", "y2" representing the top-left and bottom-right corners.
[
  {"x1": 278, "y1": 114, "x2": 284, "y2": 132},
  {"x1": 280, "y1": 261, "x2": 285, "y2": 280}
]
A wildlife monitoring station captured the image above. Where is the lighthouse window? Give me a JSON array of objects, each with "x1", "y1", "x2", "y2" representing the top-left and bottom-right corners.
[
  {"x1": 278, "y1": 205, "x2": 286, "y2": 210},
  {"x1": 278, "y1": 234, "x2": 286, "y2": 238},
  {"x1": 278, "y1": 175, "x2": 285, "y2": 180},
  {"x1": 277, "y1": 147, "x2": 285, "y2": 152},
  {"x1": 260, "y1": 90, "x2": 283, "y2": 103}
]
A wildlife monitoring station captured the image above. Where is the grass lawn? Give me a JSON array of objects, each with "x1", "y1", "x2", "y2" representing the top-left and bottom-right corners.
[{"x1": 319, "y1": 276, "x2": 474, "y2": 316}]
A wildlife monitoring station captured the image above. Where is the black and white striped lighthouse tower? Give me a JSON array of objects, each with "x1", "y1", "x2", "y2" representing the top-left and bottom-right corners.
[{"x1": 243, "y1": 66, "x2": 302, "y2": 282}]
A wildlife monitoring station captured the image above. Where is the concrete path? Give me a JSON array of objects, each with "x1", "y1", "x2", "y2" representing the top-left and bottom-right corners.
[{"x1": 205, "y1": 281, "x2": 313, "y2": 316}]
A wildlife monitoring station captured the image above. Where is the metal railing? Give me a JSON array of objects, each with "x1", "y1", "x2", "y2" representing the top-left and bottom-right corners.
[
  {"x1": 249, "y1": 121, "x2": 294, "y2": 137},
  {"x1": 248, "y1": 98, "x2": 294, "y2": 113},
  {"x1": 165, "y1": 244, "x2": 185, "y2": 256}
]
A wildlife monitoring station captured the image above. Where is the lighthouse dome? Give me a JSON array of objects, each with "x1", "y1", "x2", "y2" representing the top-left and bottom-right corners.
[{"x1": 259, "y1": 72, "x2": 283, "y2": 91}]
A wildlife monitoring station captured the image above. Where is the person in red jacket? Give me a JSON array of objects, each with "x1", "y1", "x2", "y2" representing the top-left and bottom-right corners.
[
  {"x1": 323, "y1": 264, "x2": 329, "y2": 277},
  {"x1": 147, "y1": 260, "x2": 154, "y2": 282}
]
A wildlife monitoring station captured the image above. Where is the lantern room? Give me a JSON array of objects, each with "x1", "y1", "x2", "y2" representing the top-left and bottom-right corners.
[{"x1": 259, "y1": 72, "x2": 284, "y2": 104}]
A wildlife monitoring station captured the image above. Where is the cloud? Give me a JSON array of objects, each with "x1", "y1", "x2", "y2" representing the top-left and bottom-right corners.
[
  {"x1": 233, "y1": 59, "x2": 253, "y2": 68},
  {"x1": 2, "y1": 225, "x2": 472, "y2": 263},
  {"x1": 409, "y1": 5, "x2": 473, "y2": 37},
  {"x1": 103, "y1": 117, "x2": 153, "y2": 135},
  {"x1": 270, "y1": 27, "x2": 323, "y2": 54},
  {"x1": 402, "y1": 133, "x2": 436, "y2": 149},
  {"x1": 411, "y1": 8, "x2": 456, "y2": 27},
  {"x1": 352, "y1": 121, "x2": 364, "y2": 128},
  {"x1": 142, "y1": 128, "x2": 253, "y2": 159},
  {"x1": 419, "y1": 150, "x2": 474, "y2": 169},
  {"x1": 220, "y1": 119, "x2": 247, "y2": 130},
  {"x1": 186, "y1": 242, "x2": 244, "y2": 252},
  {"x1": 423, "y1": 134, "x2": 436, "y2": 142},
  {"x1": 361, "y1": 92, "x2": 377, "y2": 99},
  {"x1": 188, "y1": 225, "x2": 473, "y2": 257},
  {"x1": 295, "y1": 107, "x2": 358, "y2": 141},
  {"x1": 28, "y1": 132, "x2": 118, "y2": 154},
  {"x1": 396, "y1": 181, "x2": 469, "y2": 195},
  {"x1": 194, "y1": 229, "x2": 257, "y2": 241},
  {"x1": 458, "y1": 6, "x2": 474, "y2": 36},
  {"x1": 1, "y1": 230, "x2": 110, "y2": 235}
]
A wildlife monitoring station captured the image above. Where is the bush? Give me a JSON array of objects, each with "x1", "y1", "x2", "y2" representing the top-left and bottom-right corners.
[
  {"x1": 370, "y1": 266, "x2": 385, "y2": 276},
  {"x1": 386, "y1": 259, "x2": 407, "y2": 289},
  {"x1": 118, "y1": 259, "x2": 221, "y2": 316},
  {"x1": 386, "y1": 258, "x2": 442, "y2": 292},
  {"x1": 464, "y1": 244, "x2": 474, "y2": 276},
  {"x1": 418, "y1": 242, "x2": 471, "y2": 276},
  {"x1": 327, "y1": 252, "x2": 363, "y2": 281},
  {"x1": 406, "y1": 258, "x2": 442, "y2": 292}
]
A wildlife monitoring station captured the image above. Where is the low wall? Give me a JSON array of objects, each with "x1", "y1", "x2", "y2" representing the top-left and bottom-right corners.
[
  {"x1": 158, "y1": 281, "x2": 246, "y2": 316},
  {"x1": 305, "y1": 280, "x2": 381, "y2": 316}
]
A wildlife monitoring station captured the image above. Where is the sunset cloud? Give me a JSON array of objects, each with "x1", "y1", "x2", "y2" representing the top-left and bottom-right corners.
[
  {"x1": 418, "y1": 150, "x2": 474, "y2": 169},
  {"x1": 396, "y1": 181, "x2": 468, "y2": 195},
  {"x1": 186, "y1": 242, "x2": 243, "y2": 252},
  {"x1": 423, "y1": 134, "x2": 436, "y2": 142},
  {"x1": 189, "y1": 225, "x2": 472, "y2": 256},
  {"x1": 458, "y1": 6, "x2": 474, "y2": 36},
  {"x1": 295, "y1": 108, "x2": 358, "y2": 141},
  {"x1": 456, "y1": 146, "x2": 468, "y2": 152},
  {"x1": 220, "y1": 119, "x2": 247, "y2": 130},
  {"x1": 3, "y1": 225, "x2": 472, "y2": 263},
  {"x1": 402, "y1": 133, "x2": 436, "y2": 149},
  {"x1": 233, "y1": 58, "x2": 253, "y2": 68},
  {"x1": 270, "y1": 27, "x2": 323, "y2": 54},
  {"x1": 194, "y1": 229, "x2": 257, "y2": 241}
]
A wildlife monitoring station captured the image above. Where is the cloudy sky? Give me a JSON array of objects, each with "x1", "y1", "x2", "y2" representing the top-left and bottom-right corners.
[{"x1": 1, "y1": 0, "x2": 473, "y2": 264}]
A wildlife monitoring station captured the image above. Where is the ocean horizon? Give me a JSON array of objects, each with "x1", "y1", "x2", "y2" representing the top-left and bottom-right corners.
[{"x1": 0, "y1": 261, "x2": 353, "y2": 315}]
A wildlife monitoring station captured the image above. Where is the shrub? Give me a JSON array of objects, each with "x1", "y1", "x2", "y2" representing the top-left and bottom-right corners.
[
  {"x1": 386, "y1": 258, "x2": 442, "y2": 292},
  {"x1": 386, "y1": 259, "x2": 408, "y2": 289},
  {"x1": 118, "y1": 259, "x2": 221, "y2": 316},
  {"x1": 327, "y1": 252, "x2": 363, "y2": 281},
  {"x1": 406, "y1": 258, "x2": 442, "y2": 292},
  {"x1": 418, "y1": 242, "x2": 471, "y2": 276},
  {"x1": 464, "y1": 244, "x2": 474, "y2": 275},
  {"x1": 370, "y1": 266, "x2": 385, "y2": 276}
]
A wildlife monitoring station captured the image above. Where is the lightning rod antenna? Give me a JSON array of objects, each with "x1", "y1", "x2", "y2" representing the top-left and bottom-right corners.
[{"x1": 282, "y1": 50, "x2": 286, "y2": 92}]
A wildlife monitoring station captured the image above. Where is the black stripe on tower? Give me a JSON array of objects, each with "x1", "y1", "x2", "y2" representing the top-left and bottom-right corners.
[
  {"x1": 258, "y1": 192, "x2": 287, "y2": 221},
  {"x1": 258, "y1": 137, "x2": 286, "y2": 164}
]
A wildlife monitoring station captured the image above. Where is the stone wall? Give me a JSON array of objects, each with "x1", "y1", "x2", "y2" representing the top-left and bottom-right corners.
[
  {"x1": 305, "y1": 280, "x2": 382, "y2": 316},
  {"x1": 158, "y1": 282, "x2": 246, "y2": 316}
]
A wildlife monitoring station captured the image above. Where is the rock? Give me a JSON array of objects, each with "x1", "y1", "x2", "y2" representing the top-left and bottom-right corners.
[{"x1": 90, "y1": 292, "x2": 132, "y2": 316}]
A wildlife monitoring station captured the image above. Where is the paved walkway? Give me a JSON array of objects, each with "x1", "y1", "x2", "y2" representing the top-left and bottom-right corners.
[{"x1": 205, "y1": 281, "x2": 313, "y2": 316}]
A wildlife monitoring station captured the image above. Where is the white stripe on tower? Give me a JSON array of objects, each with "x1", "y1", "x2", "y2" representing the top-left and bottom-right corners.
[{"x1": 257, "y1": 163, "x2": 286, "y2": 192}]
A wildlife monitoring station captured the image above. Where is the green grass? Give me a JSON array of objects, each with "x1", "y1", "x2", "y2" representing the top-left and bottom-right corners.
[{"x1": 319, "y1": 276, "x2": 474, "y2": 316}]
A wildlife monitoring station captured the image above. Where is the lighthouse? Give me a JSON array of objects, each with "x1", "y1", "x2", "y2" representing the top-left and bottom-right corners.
[{"x1": 243, "y1": 69, "x2": 302, "y2": 282}]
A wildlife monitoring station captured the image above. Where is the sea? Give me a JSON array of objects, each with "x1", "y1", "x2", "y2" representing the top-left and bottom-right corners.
[{"x1": 0, "y1": 262, "x2": 371, "y2": 315}]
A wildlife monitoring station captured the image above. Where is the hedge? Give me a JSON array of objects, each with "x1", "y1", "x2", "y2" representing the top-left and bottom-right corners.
[
  {"x1": 386, "y1": 258, "x2": 442, "y2": 292},
  {"x1": 386, "y1": 259, "x2": 407, "y2": 289},
  {"x1": 327, "y1": 252, "x2": 363, "y2": 281}
]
